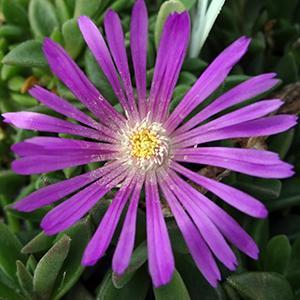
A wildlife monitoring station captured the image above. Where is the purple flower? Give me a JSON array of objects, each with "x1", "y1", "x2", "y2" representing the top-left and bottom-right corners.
[{"x1": 3, "y1": 0, "x2": 297, "y2": 288}]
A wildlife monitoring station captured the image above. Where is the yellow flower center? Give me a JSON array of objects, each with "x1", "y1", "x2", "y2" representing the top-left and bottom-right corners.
[{"x1": 130, "y1": 128, "x2": 160, "y2": 159}]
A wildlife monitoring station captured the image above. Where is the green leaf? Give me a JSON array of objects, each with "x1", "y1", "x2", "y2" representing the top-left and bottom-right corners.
[
  {"x1": 268, "y1": 178, "x2": 300, "y2": 211},
  {"x1": 62, "y1": 18, "x2": 84, "y2": 59},
  {"x1": 1, "y1": 0, "x2": 28, "y2": 27},
  {"x1": 97, "y1": 268, "x2": 150, "y2": 300},
  {"x1": 22, "y1": 232, "x2": 55, "y2": 254},
  {"x1": 154, "y1": 0, "x2": 186, "y2": 48},
  {"x1": 264, "y1": 235, "x2": 291, "y2": 274},
  {"x1": 53, "y1": 218, "x2": 92, "y2": 300},
  {"x1": 0, "y1": 282, "x2": 23, "y2": 300},
  {"x1": 235, "y1": 175, "x2": 282, "y2": 200},
  {"x1": 0, "y1": 25, "x2": 23, "y2": 39},
  {"x1": 175, "y1": 254, "x2": 226, "y2": 300},
  {"x1": 0, "y1": 170, "x2": 27, "y2": 198},
  {"x1": 74, "y1": 0, "x2": 102, "y2": 18},
  {"x1": 227, "y1": 272, "x2": 294, "y2": 300},
  {"x1": 29, "y1": 0, "x2": 59, "y2": 38},
  {"x1": 33, "y1": 235, "x2": 71, "y2": 300},
  {"x1": 0, "y1": 222, "x2": 26, "y2": 280},
  {"x1": 275, "y1": 52, "x2": 298, "y2": 84},
  {"x1": 154, "y1": 270, "x2": 190, "y2": 300},
  {"x1": 55, "y1": 0, "x2": 71, "y2": 24},
  {"x1": 269, "y1": 129, "x2": 295, "y2": 159},
  {"x1": 16, "y1": 260, "x2": 34, "y2": 298},
  {"x1": 112, "y1": 241, "x2": 147, "y2": 288},
  {"x1": 3, "y1": 40, "x2": 47, "y2": 68},
  {"x1": 84, "y1": 50, "x2": 118, "y2": 104},
  {"x1": 179, "y1": 0, "x2": 196, "y2": 9}
]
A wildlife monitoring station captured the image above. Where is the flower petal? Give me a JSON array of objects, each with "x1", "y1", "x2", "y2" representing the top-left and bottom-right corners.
[
  {"x1": 112, "y1": 175, "x2": 145, "y2": 275},
  {"x1": 171, "y1": 161, "x2": 268, "y2": 218},
  {"x1": 174, "y1": 152, "x2": 294, "y2": 178},
  {"x1": 165, "y1": 36, "x2": 251, "y2": 133},
  {"x1": 78, "y1": 16, "x2": 133, "y2": 118},
  {"x1": 162, "y1": 169, "x2": 237, "y2": 270},
  {"x1": 104, "y1": 10, "x2": 139, "y2": 119},
  {"x1": 2, "y1": 112, "x2": 112, "y2": 142},
  {"x1": 130, "y1": 0, "x2": 148, "y2": 118},
  {"x1": 12, "y1": 153, "x2": 116, "y2": 175},
  {"x1": 82, "y1": 174, "x2": 136, "y2": 266},
  {"x1": 174, "y1": 99, "x2": 283, "y2": 142},
  {"x1": 149, "y1": 12, "x2": 190, "y2": 122},
  {"x1": 12, "y1": 137, "x2": 118, "y2": 157},
  {"x1": 175, "y1": 115, "x2": 298, "y2": 148},
  {"x1": 29, "y1": 86, "x2": 112, "y2": 135},
  {"x1": 158, "y1": 173, "x2": 221, "y2": 287},
  {"x1": 41, "y1": 166, "x2": 127, "y2": 235},
  {"x1": 42, "y1": 38, "x2": 125, "y2": 127},
  {"x1": 145, "y1": 172, "x2": 174, "y2": 287},
  {"x1": 175, "y1": 73, "x2": 279, "y2": 133},
  {"x1": 12, "y1": 161, "x2": 121, "y2": 212},
  {"x1": 167, "y1": 171, "x2": 259, "y2": 259}
]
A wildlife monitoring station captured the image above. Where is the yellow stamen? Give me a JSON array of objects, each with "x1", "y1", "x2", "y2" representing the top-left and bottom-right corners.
[{"x1": 130, "y1": 128, "x2": 160, "y2": 159}]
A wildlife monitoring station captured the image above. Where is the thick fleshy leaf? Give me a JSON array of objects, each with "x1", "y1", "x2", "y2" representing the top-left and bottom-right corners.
[
  {"x1": 153, "y1": 270, "x2": 190, "y2": 300},
  {"x1": 16, "y1": 261, "x2": 34, "y2": 298},
  {"x1": 227, "y1": 272, "x2": 294, "y2": 300},
  {"x1": 264, "y1": 235, "x2": 291, "y2": 274},
  {"x1": 33, "y1": 235, "x2": 71, "y2": 299},
  {"x1": 0, "y1": 223, "x2": 26, "y2": 280},
  {"x1": 112, "y1": 241, "x2": 147, "y2": 289}
]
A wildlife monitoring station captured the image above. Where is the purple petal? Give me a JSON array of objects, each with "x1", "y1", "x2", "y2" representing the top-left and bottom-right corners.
[
  {"x1": 12, "y1": 137, "x2": 118, "y2": 157},
  {"x1": 176, "y1": 73, "x2": 279, "y2": 133},
  {"x1": 13, "y1": 161, "x2": 121, "y2": 212},
  {"x1": 78, "y1": 16, "x2": 134, "y2": 118},
  {"x1": 41, "y1": 166, "x2": 127, "y2": 235},
  {"x1": 130, "y1": 0, "x2": 148, "y2": 118},
  {"x1": 163, "y1": 169, "x2": 237, "y2": 270},
  {"x1": 82, "y1": 174, "x2": 136, "y2": 266},
  {"x1": 112, "y1": 175, "x2": 145, "y2": 275},
  {"x1": 158, "y1": 173, "x2": 221, "y2": 287},
  {"x1": 174, "y1": 115, "x2": 298, "y2": 148},
  {"x1": 174, "y1": 147, "x2": 282, "y2": 165},
  {"x1": 165, "y1": 36, "x2": 251, "y2": 133},
  {"x1": 2, "y1": 112, "x2": 113, "y2": 142},
  {"x1": 12, "y1": 153, "x2": 116, "y2": 175},
  {"x1": 145, "y1": 172, "x2": 174, "y2": 287},
  {"x1": 174, "y1": 152, "x2": 294, "y2": 179},
  {"x1": 174, "y1": 99, "x2": 283, "y2": 142},
  {"x1": 171, "y1": 161, "x2": 268, "y2": 218},
  {"x1": 149, "y1": 12, "x2": 190, "y2": 122},
  {"x1": 42, "y1": 38, "x2": 125, "y2": 128},
  {"x1": 29, "y1": 86, "x2": 114, "y2": 136},
  {"x1": 166, "y1": 171, "x2": 259, "y2": 259},
  {"x1": 104, "y1": 10, "x2": 139, "y2": 119}
]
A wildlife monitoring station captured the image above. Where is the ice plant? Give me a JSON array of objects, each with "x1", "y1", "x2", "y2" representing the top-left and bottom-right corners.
[{"x1": 3, "y1": 0, "x2": 297, "y2": 288}]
